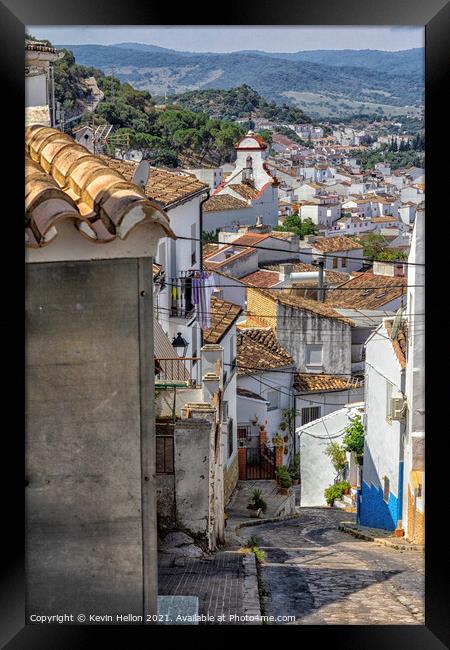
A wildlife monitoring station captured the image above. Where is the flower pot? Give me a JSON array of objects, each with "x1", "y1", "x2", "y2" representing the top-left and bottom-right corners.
[
  {"x1": 249, "y1": 508, "x2": 262, "y2": 518},
  {"x1": 342, "y1": 488, "x2": 350, "y2": 495},
  {"x1": 292, "y1": 479, "x2": 299, "y2": 486},
  {"x1": 278, "y1": 487, "x2": 292, "y2": 496},
  {"x1": 283, "y1": 435, "x2": 288, "y2": 443}
]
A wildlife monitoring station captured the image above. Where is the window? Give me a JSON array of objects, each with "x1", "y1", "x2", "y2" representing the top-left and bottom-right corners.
[
  {"x1": 306, "y1": 344, "x2": 323, "y2": 367},
  {"x1": 267, "y1": 390, "x2": 279, "y2": 411},
  {"x1": 237, "y1": 424, "x2": 251, "y2": 440},
  {"x1": 222, "y1": 400, "x2": 229, "y2": 422},
  {"x1": 386, "y1": 380, "x2": 394, "y2": 420},
  {"x1": 156, "y1": 436, "x2": 174, "y2": 474},
  {"x1": 301, "y1": 406, "x2": 321, "y2": 425},
  {"x1": 228, "y1": 418, "x2": 234, "y2": 458},
  {"x1": 191, "y1": 222, "x2": 197, "y2": 266},
  {"x1": 342, "y1": 256, "x2": 347, "y2": 268},
  {"x1": 332, "y1": 256, "x2": 338, "y2": 269},
  {"x1": 229, "y1": 334, "x2": 236, "y2": 374},
  {"x1": 383, "y1": 476, "x2": 390, "y2": 503}
]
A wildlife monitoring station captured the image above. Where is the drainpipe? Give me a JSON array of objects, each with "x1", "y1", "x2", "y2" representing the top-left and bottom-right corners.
[
  {"x1": 199, "y1": 189, "x2": 211, "y2": 273},
  {"x1": 317, "y1": 259, "x2": 325, "y2": 303},
  {"x1": 199, "y1": 189, "x2": 210, "y2": 352}
]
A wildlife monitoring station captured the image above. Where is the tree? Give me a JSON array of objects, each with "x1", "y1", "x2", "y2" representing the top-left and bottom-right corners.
[
  {"x1": 274, "y1": 214, "x2": 317, "y2": 238},
  {"x1": 342, "y1": 415, "x2": 365, "y2": 466},
  {"x1": 325, "y1": 442, "x2": 348, "y2": 481}
]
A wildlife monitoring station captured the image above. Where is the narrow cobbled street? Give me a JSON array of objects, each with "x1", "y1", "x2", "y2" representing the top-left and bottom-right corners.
[{"x1": 249, "y1": 507, "x2": 424, "y2": 625}]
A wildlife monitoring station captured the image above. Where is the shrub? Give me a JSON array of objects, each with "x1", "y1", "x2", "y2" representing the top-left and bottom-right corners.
[
  {"x1": 276, "y1": 465, "x2": 293, "y2": 488},
  {"x1": 250, "y1": 489, "x2": 267, "y2": 513},
  {"x1": 288, "y1": 453, "x2": 300, "y2": 481},
  {"x1": 342, "y1": 415, "x2": 365, "y2": 465},
  {"x1": 324, "y1": 484, "x2": 343, "y2": 506},
  {"x1": 325, "y1": 442, "x2": 348, "y2": 478}
]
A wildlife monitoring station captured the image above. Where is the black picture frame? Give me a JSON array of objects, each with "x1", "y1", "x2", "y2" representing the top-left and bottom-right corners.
[{"x1": 2, "y1": 0, "x2": 447, "y2": 646}]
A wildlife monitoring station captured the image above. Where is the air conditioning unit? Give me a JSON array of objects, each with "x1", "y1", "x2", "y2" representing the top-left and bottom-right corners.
[{"x1": 390, "y1": 393, "x2": 406, "y2": 420}]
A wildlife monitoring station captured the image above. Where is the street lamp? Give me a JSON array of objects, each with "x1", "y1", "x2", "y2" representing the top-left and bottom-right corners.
[{"x1": 172, "y1": 332, "x2": 189, "y2": 358}]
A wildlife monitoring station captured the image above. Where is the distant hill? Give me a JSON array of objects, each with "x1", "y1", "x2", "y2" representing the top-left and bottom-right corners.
[
  {"x1": 57, "y1": 43, "x2": 424, "y2": 118},
  {"x1": 239, "y1": 48, "x2": 424, "y2": 75},
  {"x1": 170, "y1": 85, "x2": 312, "y2": 124}
]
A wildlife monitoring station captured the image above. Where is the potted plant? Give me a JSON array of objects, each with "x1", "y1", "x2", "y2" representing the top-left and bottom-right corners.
[
  {"x1": 247, "y1": 488, "x2": 267, "y2": 518},
  {"x1": 272, "y1": 433, "x2": 284, "y2": 448},
  {"x1": 276, "y1": 466, "x2": 293, "y2": 494},
  {"x1": 288, "y1": 452, "x2": 300, "y2": 485}
]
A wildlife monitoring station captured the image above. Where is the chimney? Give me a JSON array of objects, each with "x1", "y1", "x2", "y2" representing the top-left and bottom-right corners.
[{"x1": 279, "y1": 263, "x2": 293, "y2": 282}]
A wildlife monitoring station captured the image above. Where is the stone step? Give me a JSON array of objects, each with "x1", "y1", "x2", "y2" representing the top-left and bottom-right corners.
[
  {"x1": 342, "y1": 494, "x2": 355, "y2": 506},
  {"x1": 333, "y1": 499, "x2": 356, "y2": 513}
]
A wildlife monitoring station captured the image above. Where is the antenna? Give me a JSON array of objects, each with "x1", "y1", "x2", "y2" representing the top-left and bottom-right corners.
[{"x1": 132, "y1": 160, "x2": 150, "y2": 190}]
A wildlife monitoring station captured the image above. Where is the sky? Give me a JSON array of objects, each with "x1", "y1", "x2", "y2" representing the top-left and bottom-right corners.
[{"x1": 27, "y1": 26, "x2": 424, "y2": 52}]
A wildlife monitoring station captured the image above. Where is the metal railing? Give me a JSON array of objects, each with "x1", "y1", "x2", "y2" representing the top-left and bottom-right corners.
[{"x1": 155, "y1": 357, "x2": 201, "y2": 387}]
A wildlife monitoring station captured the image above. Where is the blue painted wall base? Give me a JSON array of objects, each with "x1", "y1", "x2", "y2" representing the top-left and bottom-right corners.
[{"x1": 359, "y1": 480, "x2": 399, "y2": 531}]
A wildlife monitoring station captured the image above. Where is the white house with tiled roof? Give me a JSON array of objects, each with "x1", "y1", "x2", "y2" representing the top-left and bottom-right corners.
[
  {"x1": 209, "y1": 131, "x2": 279, "y2": 228},
  {"x1": 100, "y1": 155, "x2": 209, "y2": 363}
]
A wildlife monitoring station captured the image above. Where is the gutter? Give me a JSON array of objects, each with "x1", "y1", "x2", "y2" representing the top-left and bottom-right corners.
[{"x1": 199, "y1": 189, "x2": 211, "y2": 272}]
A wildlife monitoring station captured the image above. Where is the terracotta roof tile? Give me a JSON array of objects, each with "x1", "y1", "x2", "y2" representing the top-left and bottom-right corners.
[
  {"x1": 229, "y1": 183, "x2": 260, "y2": 200},
  {"x1": 240, "y1": 270, "x2": 281, "y2": 288},
  {"x1": 253, "y1": 288, "x2": 354, "y2": 326},
  {"x1": 25, "y1": 40, "x2": 58, "y2": 54},
  {"x1": 384, "y1": 319, "x2": 407, "y2": 369},
  {"x1": 294, "y1": 373, "x2": 363, "y2": 393},
  {"x1": 25, "y1": 125, "x2": 174, "y2": 248},
  {"x1": 237, "y1": 328, "x2": 294, "y2": 374},
  {"x1": 203, "y1": 297, "x2": 243, "y2": 344},
  {"x1": 230, "y1": 233, "x2": 270, "y2": 246},
  {"x1": 203, "y1": 195, "x2": 250, "y2": 212},
  {"x1": 99, "y1": 155, "x2": 208, "y2": 208},
  {"x1": 237, "y1": 387, "x2": 267, "y2": 402},
  {"x1": 311, "y1": 235, "x2": 363, "y2": 253},
  {"x1": 325, "y1": 272, "x2": 406, "y2": 310}
]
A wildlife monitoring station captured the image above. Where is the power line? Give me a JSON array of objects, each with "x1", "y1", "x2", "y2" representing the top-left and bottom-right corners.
[
  {"x1": 156, "y1": 278, "x2": 421, "y2": 291},
  {"x1": 175, "y1": 234, "x2": 425, "y2": 267}
]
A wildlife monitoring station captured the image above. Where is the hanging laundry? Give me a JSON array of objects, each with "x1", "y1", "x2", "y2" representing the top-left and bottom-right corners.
[{"x1": 197, "y1": 272, "x2": 216, "y2": 330}]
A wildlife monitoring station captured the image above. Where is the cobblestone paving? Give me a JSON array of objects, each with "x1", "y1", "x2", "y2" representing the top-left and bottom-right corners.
[
  {"x1": 158, "y1": 551, "x2": 245, "y2": 624},
  {"x1": 249, "y1": 507, "x2": 424, "y2": 625}
]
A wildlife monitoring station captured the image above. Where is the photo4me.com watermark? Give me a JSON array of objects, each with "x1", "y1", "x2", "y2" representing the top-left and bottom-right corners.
[{"x1": 29, "y1": 613, "x2": 297, "y2": 624}]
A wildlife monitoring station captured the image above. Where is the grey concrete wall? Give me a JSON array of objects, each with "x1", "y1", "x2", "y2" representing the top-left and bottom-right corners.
[
  {"x1": 156, "y1": 475, "x2": 176, "y2": 532},
  {"x1": 276, "y1": 305, "x2": 352, "y2": 375},
  {"x1": 173, "y1": 419, "x2": 213, "y2": 542},
  {"x1": 25, "y1": 258, "x2": 157, "y2": 620}
]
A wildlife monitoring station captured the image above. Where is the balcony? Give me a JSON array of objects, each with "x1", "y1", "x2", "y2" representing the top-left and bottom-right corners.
[
  {"x1": 170, "y1": 271, "x2": 196, "y2": 319},
  {"x1": 155, "y1": 357, "x2": 201, "y2": 388}
]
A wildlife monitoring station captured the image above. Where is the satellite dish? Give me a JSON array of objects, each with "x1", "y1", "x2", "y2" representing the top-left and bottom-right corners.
[{"x1": 132, "y1": 160, "x2": 150, "y2": 190}]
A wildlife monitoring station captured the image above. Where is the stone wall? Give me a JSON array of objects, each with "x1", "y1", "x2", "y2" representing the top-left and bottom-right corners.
[
  {"x1": 25, "y1": 258, "x2": 157, "y2": 619},
  {"x1": 224, "y1": 453, "x2": 239, "y2": 504}
]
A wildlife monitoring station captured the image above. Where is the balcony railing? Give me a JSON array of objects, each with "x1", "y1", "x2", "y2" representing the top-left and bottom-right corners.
[
  {"x1": 170, "y1": 271, "x2": 196, "y2": 319},
  {"x1": 155, "y1": 357, "x2": 201, "y2": 387}
]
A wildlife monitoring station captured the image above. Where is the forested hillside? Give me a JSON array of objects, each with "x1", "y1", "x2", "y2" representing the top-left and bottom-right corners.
[{"x1": 170, "y1": 85, "x2": 312, "y2": 123}]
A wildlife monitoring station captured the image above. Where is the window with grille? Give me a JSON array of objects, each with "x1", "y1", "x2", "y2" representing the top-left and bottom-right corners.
[
  {"x1": 237, "y1": 424, "x2": 251, "y2": 439},
  {"x1": 332, "y1": 256, "x2": 338, "y2": 268},
  {"x1": 301, "y1": 406, "x2": 321, "y2": 425},
  {"x1": 342, "y1": 256, "x2": 347, "y2": 267},
  {"x1": 222, "y1": 400, "x2": 228, "y2": 422},
  {"x1": 228, "y1": 418, "x2": 234, "y2": 457}
]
